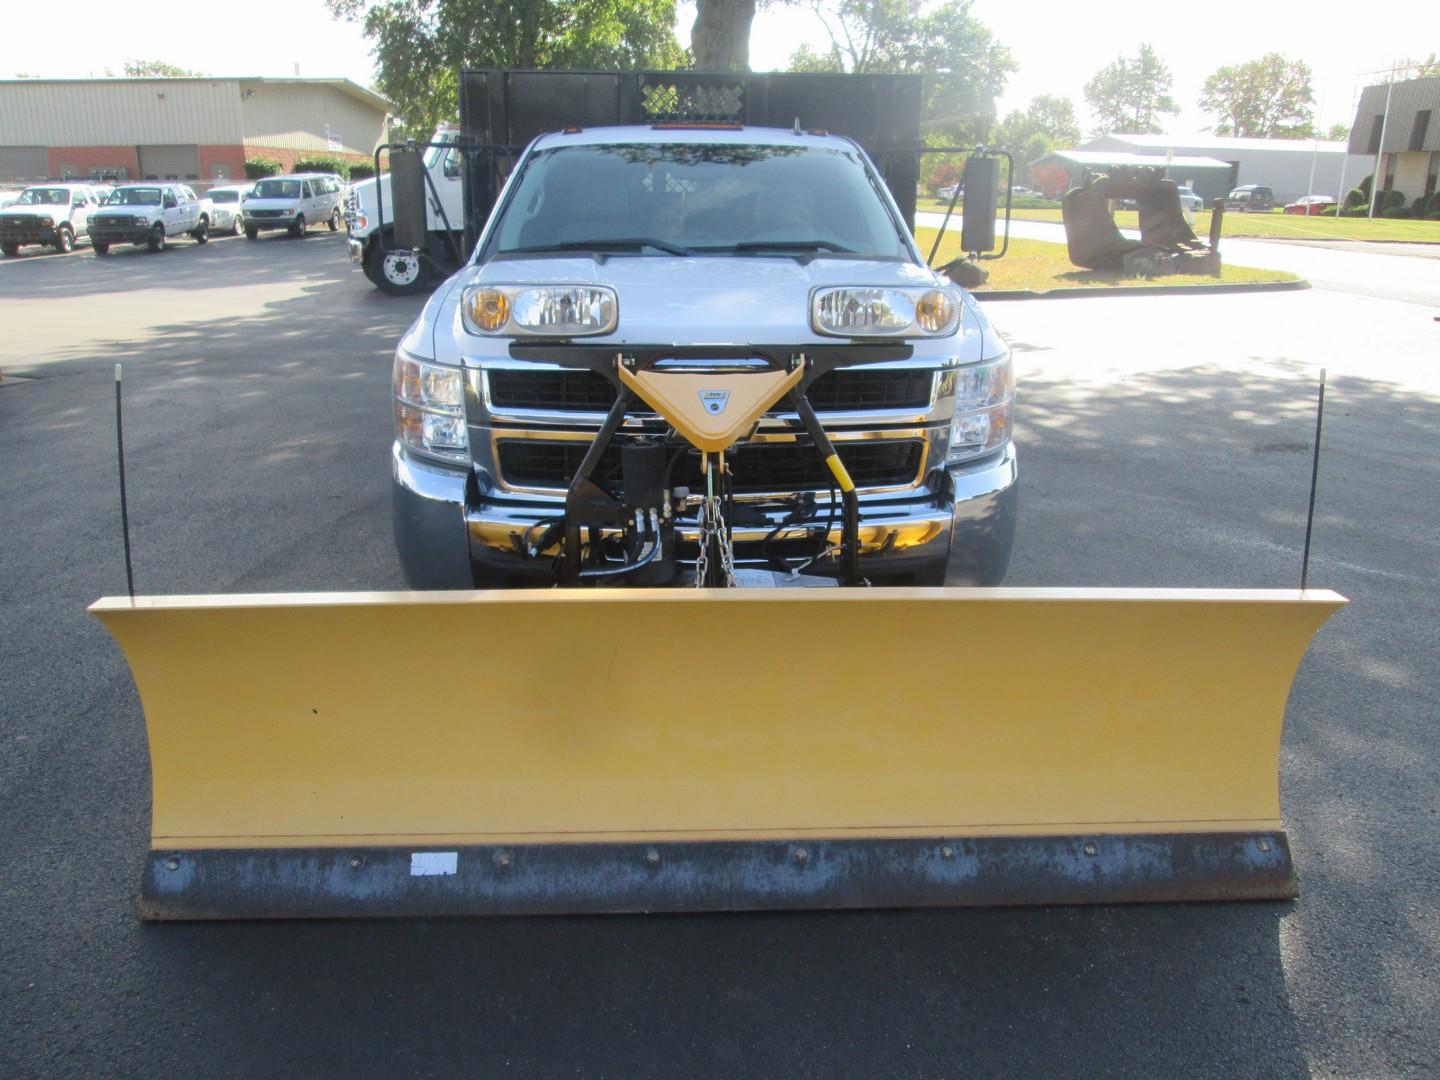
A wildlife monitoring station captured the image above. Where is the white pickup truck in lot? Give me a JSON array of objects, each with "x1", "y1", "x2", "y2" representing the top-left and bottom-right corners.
[
  {"x1": 88, "y1": 183, "x2": 212, "y2": 254},
  {"x1": 391, "y1": 125, "x2": 1017, "y2": 588},
  {"x1": 0, "y1": 183, "x2": 105, "y2": 255}
]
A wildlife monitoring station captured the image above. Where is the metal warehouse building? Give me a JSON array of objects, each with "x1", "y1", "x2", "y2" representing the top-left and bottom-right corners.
[
  {"x1": 1076, "y1": 133, "x2": 1373, "y2": 205},
  {"x1": 0, "y1": 77, "x2": 391, "y2": 185}
]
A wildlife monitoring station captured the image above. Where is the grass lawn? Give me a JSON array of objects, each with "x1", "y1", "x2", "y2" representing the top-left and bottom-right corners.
[
  {"x1": 977, "y1": 206, "x2": 1440, "y2": 243},
  {"x1": 913, "y1": 228, "x2": 1300, "y2": 292}
]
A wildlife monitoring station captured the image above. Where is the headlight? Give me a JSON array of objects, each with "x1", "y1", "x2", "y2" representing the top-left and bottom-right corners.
[
  {"x1": 811, "y1": 287, "x2": 960, "y2": 338},
  {"x1": 393, "y1": 351, "x2": 468, "y2": 462},
  {"x1": 946, "y1": 353, "x2": 1013, "y2": 464},
  {"x1": 461, "y1": 285, "x2": 617, "y2": 337}
]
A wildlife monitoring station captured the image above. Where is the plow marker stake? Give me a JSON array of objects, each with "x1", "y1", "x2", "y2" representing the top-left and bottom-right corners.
[{"x1": 91, "y1": 587, "x2": 1345, "y2": 920}]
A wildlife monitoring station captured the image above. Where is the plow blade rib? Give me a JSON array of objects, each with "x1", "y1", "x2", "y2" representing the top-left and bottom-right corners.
[{"x1": 91, "y1": 587, "x2": 1345, "y2": 920}]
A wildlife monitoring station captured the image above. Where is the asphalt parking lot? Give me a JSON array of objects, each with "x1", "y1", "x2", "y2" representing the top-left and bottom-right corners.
[{"x1": 2, "y1": 234, "x2": 1437, "y2": 1078}]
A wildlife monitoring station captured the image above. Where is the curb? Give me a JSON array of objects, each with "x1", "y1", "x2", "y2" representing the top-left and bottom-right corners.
[{"x1": 974, "y1": 278, "x2": 1310, "y2": 301}]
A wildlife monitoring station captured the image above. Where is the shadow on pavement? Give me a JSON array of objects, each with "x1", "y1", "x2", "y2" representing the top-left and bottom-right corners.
[{"x1": 1, "y1": 261, "x2": 1437, "y2": 1078}]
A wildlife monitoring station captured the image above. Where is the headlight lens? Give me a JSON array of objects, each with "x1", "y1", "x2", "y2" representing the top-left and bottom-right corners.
[
  {"x1": 946, "y1": 353, "x2": 1013, "y2": 464},
  {"x1": 461, "y1": 285, "x2": 617, "y2": 337},
  {"x1": 812, "y1": 287, "x2": 961, "y2": 337},
  {"x1": 394, "y1": 352, "x2": 467, "y2": 462}
]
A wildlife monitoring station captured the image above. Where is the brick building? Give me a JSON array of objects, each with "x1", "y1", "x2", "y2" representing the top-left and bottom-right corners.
[{"x1": 0, "y1": 77, "x2": 391, "y2": 185}]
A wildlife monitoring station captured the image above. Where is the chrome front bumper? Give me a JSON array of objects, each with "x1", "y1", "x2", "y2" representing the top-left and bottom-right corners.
[{"x1": 392, "y1": 441, "x2": 1018, "y2": 588}]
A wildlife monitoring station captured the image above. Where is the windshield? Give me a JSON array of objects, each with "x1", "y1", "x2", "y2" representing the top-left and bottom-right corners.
[
  {"x1": 488, "y1": 143, "x2": 910, "y2": 260},
  {"x1": 209, "y1": 190, "x2": 239, "y2": 203},
  {"x1": 252, "y1": 179, "x2": 301, "y2": 199},
  {"x1": 107, "y1": 187, "x2": 162, "y2": 206},
  {"x1": 17, "y1": 188, "x2": 69, "y2": 205}
]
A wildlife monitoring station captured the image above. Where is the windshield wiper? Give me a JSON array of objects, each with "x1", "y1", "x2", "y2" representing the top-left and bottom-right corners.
[
  {"x1": 725, "y1": 240, "x2": 856, "y2": 254},
  {"x1": 502, "y1": 238, "x2": 694, "y2": 257}
]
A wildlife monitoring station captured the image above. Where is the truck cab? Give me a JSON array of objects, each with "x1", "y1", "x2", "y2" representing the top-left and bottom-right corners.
[
  {"x1": 346, "y1": 129, "x2": 467, "y2": 294},
  {"x1": 391, "y1": 125, "x2": 1017, "y2": 588}
]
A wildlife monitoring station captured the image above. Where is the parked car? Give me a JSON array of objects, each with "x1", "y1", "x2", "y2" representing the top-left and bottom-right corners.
[
  {"x1": 1009, "y1": 185, "x2": 1042, "y2": 199},
  {"x1": 0, "y1": 183, "x2": 104, "y2": 255},
  {"x1": 1284, "y1": 194, "x2": 1336, "y2": 216},
  {"x1": 205, "y1": 184, "x2": 253, "y2": 234},
  {"x1": 936, "y1": 183, "x2": 959, "y2": 200},
  {"x1": 1176, "y1": 185, "x2": 1205, "y2": 212},
  {"x1": 242, "y1": 173, "x2": 344, "y2": 238},
  {"x1": 1225, "y1": 185, "x2": 1275, "y2": 213},
  {"x1": 89, "y1": 183, "x2": 212, "y2": 253}
]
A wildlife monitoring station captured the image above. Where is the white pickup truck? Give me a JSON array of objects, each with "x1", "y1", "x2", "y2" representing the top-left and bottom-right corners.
[
  {"x1": 88, "y1": 183, "x2": 212, "y2": 254},
  {"x1": 391, "y1": 125, "x2": 1017, "y2": 589},
  {"x1": 0, "y1": 183, "x2": 105, "y2": 255}
]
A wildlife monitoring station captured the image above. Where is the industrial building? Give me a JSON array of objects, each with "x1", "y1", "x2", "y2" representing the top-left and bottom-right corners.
[
  {"x1": 1028, "y1": 149, "x2": 1237, "y2": 204},
  {"x1": 1349, "y1": 76, "x2": 1440, "y2": 205},
  {"x1": 0, "y1": 77, "x2": 391, "y2": 185},
  {"x1": 1068, "y1": 133, "x2": 1373, "y2": 205}
]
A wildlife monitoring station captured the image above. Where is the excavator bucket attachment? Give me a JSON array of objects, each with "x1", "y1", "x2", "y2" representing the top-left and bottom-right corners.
[
  {"x1": 92, "y1": 587, "x2": 1344, "y2": 920},
  {"x1": 1062, "y1": 166, "x2": 1212, "y2": 272}
]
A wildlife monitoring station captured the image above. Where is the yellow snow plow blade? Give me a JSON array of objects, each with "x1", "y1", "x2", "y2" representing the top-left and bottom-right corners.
[{"x1": 91, "y1": 587, "x2": 1344, "y2": 920}]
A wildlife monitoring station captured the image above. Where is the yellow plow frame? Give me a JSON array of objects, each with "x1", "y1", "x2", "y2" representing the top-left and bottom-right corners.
[{"x1": 93, "y1": 586, "x2": 1344, "y2": 920}]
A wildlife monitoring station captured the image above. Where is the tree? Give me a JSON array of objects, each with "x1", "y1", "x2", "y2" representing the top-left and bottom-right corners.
[
  {"x1": 1024, "y1": 94, "x2": 1081, "y2": 145},
  {"x1": 992, "y1": 94, "x2": 1081, "y2": 168},
  {"x1": 328, "y1": 0, "x2": 685, "y2": 137},
  {"x1": 1199, "y1": 53, "x2": 1314, "y2": 138},
  {"x1": 123, "y1": 60, "x2": 202, "y2": 77},
  {"x1": 1083, "y1": 44, "x2": 1178, "y2": 135},
  {"x1": 1326, "y1": 122, "x2": 1350, "y2": 141},
  {"x1": 788, "y1": 1, "x2": 1014, "y2": 143}
]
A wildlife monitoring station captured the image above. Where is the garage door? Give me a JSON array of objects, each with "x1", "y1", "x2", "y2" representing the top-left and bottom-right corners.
[
  {"x1": 0, "y1": 146, "x2": 49, "y2": 183},
  {"x1": 137, "y1": 145, "x2": 201, "y2": 181}
]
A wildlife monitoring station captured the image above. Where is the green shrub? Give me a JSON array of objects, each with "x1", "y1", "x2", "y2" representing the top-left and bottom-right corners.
[
  {"x1": 1380, "y1": 208, "x2": 1411, "y2": 219},
  {"x1": 1428, "y1": 191, "x2": 1440, "y2": 215},
  {"x1": 347, "y1": 162, "x2": 376, "y2": 181},
  {"x1": 1428, "y1": 211, "x2": 1440, "y2": 221},
  {"x1": 1380, "y1": 189, "x2": 1406, "y2": 210},
  {"x1": 1412, "y1": 197, "x2": 1430, "y2": 218},
  {"x1": 1317, "y1": 205, "x2": 1340, "y2": 216},
  {"x1": 290, "y1": 155, "x2": 349, "y2": 178},
  {"x1": 1343, "y1": 186, "x2": 1367, "y2": 208},
  {"x1": 244, "y1": 157, "x2": 282, "y2": 180},
  {"x1": 1357, "y1": 173, "x2": 1373, "y2": 198}
]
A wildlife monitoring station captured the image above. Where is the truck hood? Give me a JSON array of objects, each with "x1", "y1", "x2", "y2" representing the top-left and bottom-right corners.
[
  {"x1": 0, "y1": 206, "x2": 62, "y2": 221},
  {"x1": 94, "y1": 206, "x2": 158, "y2": 217},
  {"x1": 427, "y1": 256, "x2": 980, "y2": 363}
]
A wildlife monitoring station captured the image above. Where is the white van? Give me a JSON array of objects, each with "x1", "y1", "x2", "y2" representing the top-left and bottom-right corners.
[{"x1": 242, "y1": 173, "x2": 344, "y2": 238}]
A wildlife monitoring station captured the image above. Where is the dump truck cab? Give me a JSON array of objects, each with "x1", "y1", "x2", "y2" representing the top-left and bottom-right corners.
[{"x1": 392, "y1": 124, "x2": 1018, "y2": 588}]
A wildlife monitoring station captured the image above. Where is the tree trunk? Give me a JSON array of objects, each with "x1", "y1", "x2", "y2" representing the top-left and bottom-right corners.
[{"x1": 691, "y1": 0, "x2": 757, "y2": 71}]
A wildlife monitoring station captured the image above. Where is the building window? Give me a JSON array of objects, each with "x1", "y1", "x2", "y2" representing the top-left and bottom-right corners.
[
  {"x1": 1383, "y1": 153, "x2": 1395, "y2": 191},
  {"x1": 1367, "y1": 115, "x2": 1384, "y2": 154},
  {"x1": 1427, "y1": 151, "x2": 1438, "y2": 197},
  {"x1": 1412, "y1": 111, "x2": 1432, "y2": 153}
]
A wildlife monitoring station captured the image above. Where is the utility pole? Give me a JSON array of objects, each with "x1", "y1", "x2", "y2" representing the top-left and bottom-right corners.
[{"x1": 1369, "y1": 63, "x2": 1398, "y2": 219}]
